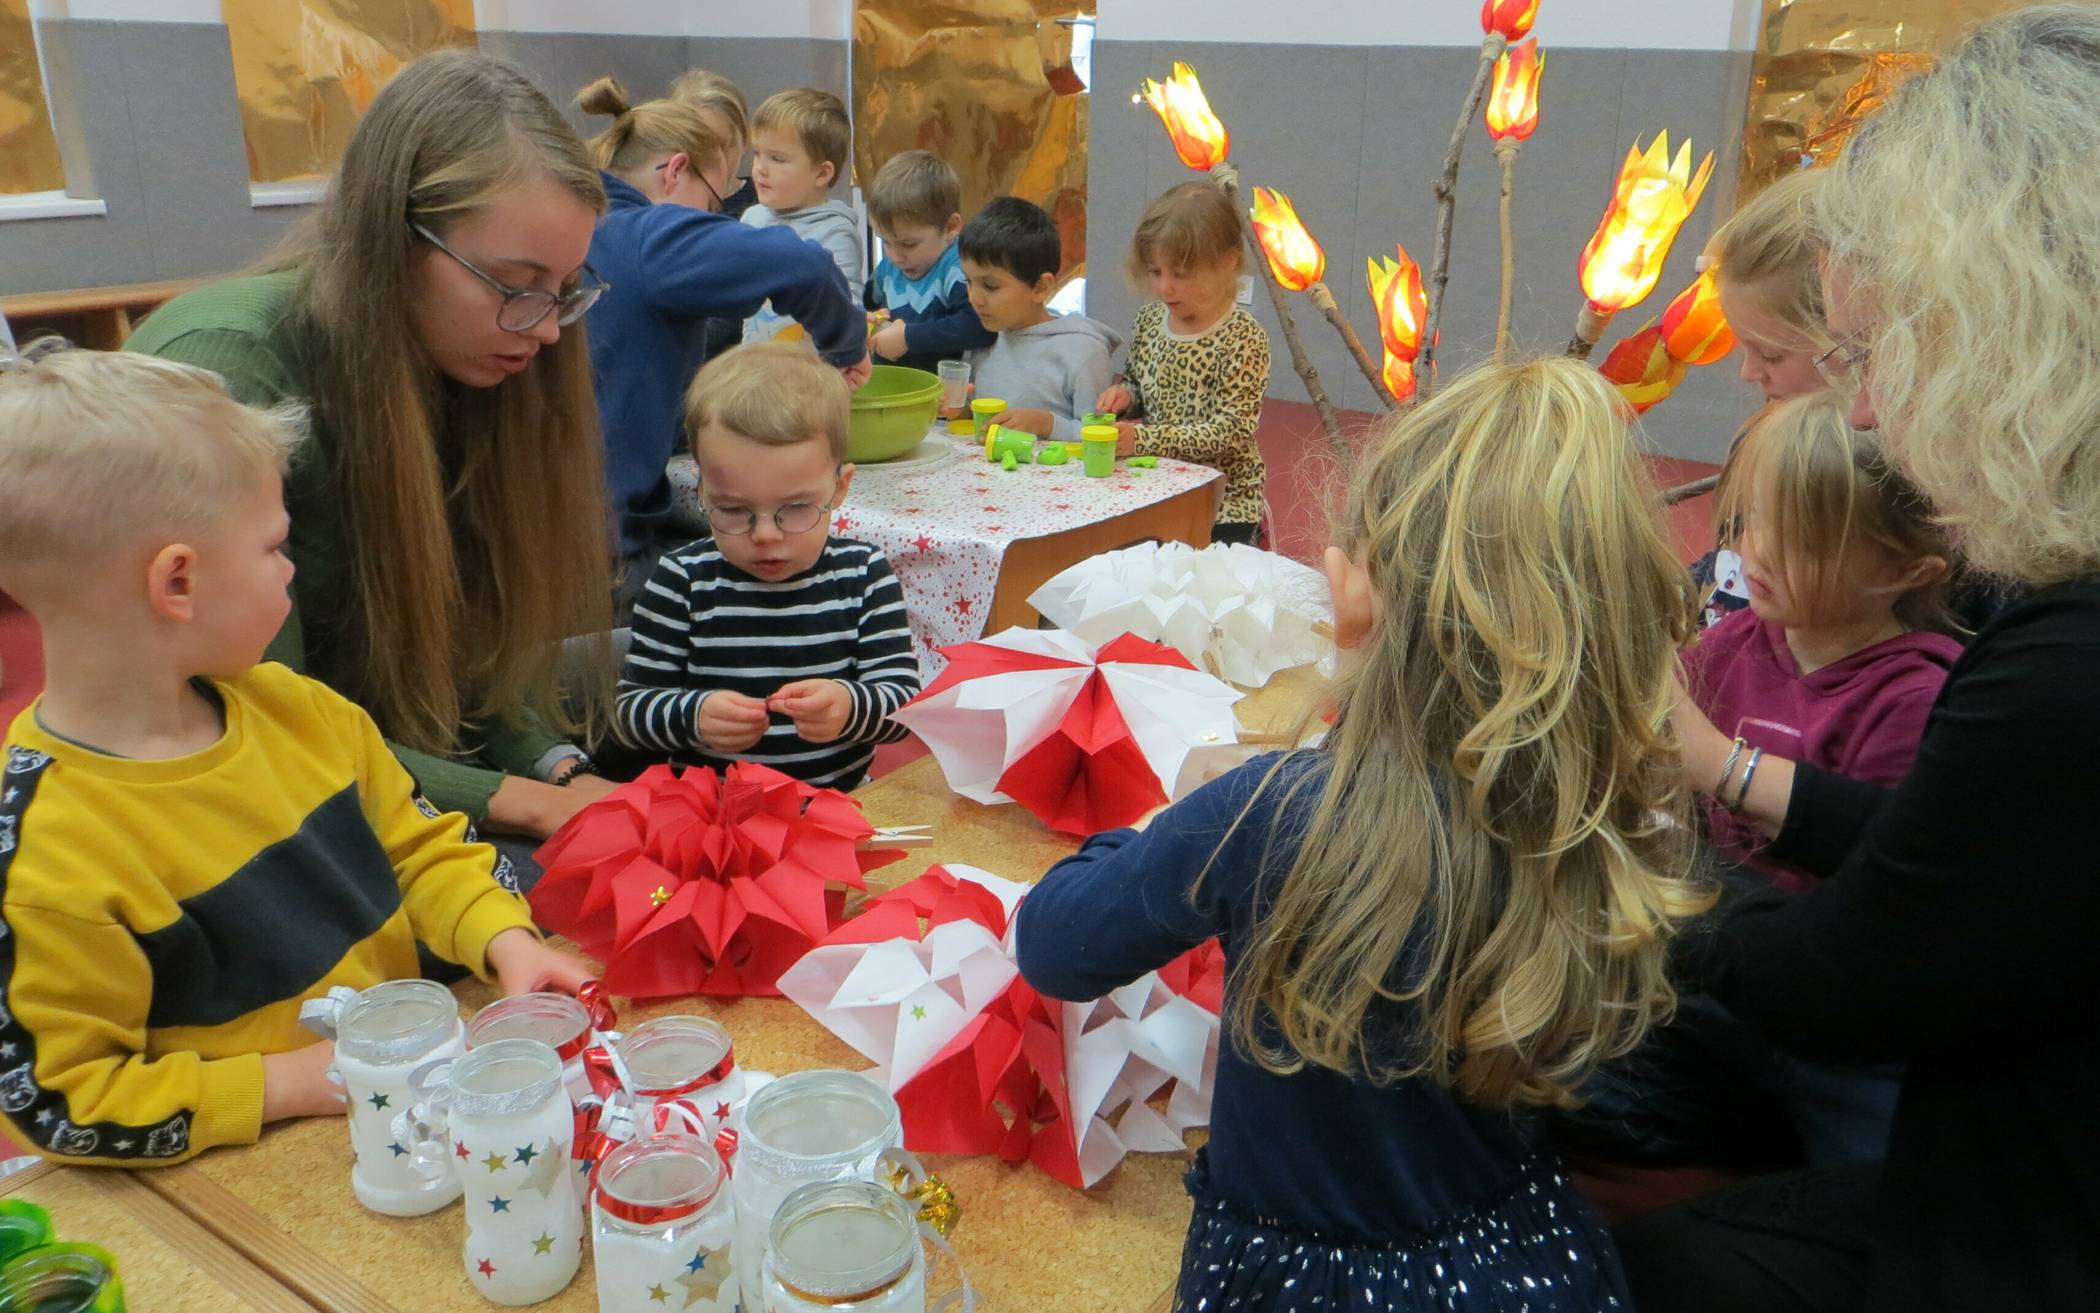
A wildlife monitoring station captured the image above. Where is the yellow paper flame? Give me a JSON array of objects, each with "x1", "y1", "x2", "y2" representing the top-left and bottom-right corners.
[
  {"x1": 1576, "y1": 131, "x2": 1715, "y2": 312},
  {"x1": 1138, "y1": 62, "x2": 1229, "y2": 172},
  {"x1": 1251, "y1": 187, "x2": 1325, "y2": 292}
]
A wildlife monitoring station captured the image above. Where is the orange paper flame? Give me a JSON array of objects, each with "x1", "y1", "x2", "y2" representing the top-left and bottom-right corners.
[
  {"x1": 1139, "y1": 62, "x2": 1230, "y2": 172},
  {"x1": 1576, "y1": 131, "x2": 1715, "y2": 312},
  {"x1": 1366, "y1": 245, "x2": 1428, "y2": 363},
  {"x1": 1597, "y1": 321, "x2": 1685, "y2": 414},
  {"x1": 1481, "y1": 0, "x2": 1542, "y2": 42},
  {"x1": 1382, "y1": 354, "x2": 1418, "y2": 404},
  {"x1": 1251, "y1": 187, "x2": 1325, "y2": 292},
  {"x1": 1486, "y1": 41, "x2": 1544, "y2": 142},
  {"x1": 1660, "y1": 267, "x2": 1735, "y2": 365}
]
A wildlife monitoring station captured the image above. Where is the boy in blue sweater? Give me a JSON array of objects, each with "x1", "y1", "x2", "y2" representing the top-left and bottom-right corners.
[
  {"x1": 866, "y1": 151, "x2": 994, "y2": 375},
  {"x1": 576, "y1": 81, "x2": 870, "y2": 619}
]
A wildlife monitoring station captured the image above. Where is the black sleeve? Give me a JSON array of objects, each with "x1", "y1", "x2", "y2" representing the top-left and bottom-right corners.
[
  {"x1": 1689, "y1": 594, "x2": 2100, "y2": 1063},
  {"x1": 1764, "y1": 763, "x2": 1898, "y2": 877}
]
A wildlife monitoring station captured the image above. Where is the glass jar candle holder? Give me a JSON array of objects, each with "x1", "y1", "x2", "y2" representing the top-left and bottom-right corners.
[
  {"x1": 730, "y1": 1070, "x2": 902, "y2": 1312},
  {"x1": 591, "y1": 1133, "x2": 738, "y2": 1313},
  {"x1": 617, "y1": 1016, "x2": 747, "y2": 1136},
  {"x1": 403, "y1": 1039, "x2": 584, "y2": 1306},
  {"x1": 468, "y1": 993, "x2": 595, "y2": 1104},
  {"x1": 0, "y1": 1243, "x2": 125, "y2": 1313},
  {"x1": 333, "y1": 978, "x2": 466, "y2": 1217},
  {"x1": 762, "y1": 1181, "x2": 925, "y2": 1313}
]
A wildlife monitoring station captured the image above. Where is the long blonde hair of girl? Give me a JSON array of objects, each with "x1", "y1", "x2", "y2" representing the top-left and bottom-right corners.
[
  {"x1": 1705, "y1": 167, "x2": 1832, "y2": 354},
  {"x1": 1219, "y1": 359, "x2": 1711, "y2": 1109},
  {"x1": 268, "y1": 50, "x2": 613, "y2": 754},
  {"x1": 577, "y1": 77, "x2": 730, "y2": 179}
]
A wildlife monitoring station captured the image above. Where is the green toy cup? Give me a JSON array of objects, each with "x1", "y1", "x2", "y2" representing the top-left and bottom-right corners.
[
  {"x1": 1079, "y1": 424, "x2": 1119, "y2": 478},
  {"x1": 0, "y1": 1206, "x2": 50, "y2": 1267},
  {"x1": 970, "y1": 397, "x2": 1006, "y2": 440},
  {"x1": 0, "y1": 1243, "x2": 124, "y2": 1313}
]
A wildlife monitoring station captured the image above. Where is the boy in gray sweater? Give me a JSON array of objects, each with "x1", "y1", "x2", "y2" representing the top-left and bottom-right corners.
[
  {"x1": 743, "y1": 88, "x2": 864, "y2": 345},
  {"x1": 960, "y1": 198, "x2": 1122, "y2": 445}
]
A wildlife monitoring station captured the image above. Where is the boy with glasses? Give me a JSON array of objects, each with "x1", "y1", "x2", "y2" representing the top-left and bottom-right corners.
[{"x1": 612, "y1": 344, "x2": 919, "y2": 789}]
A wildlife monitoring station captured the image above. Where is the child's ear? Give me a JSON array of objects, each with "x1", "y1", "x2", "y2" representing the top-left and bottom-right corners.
[
  {"x1": 1897, "y1": 553, "x2": 1951, "y2": 593},
  {"x1": 943, "y1": 213, "x2": 963, "y2": 240},
  {"x1": 1321, "y1": 546, "x2": 1378, "y2": 650},
  {"x1": 1031, "y1": 271, "x2": 1058, "y2": 303},
  {"x1": 147, "y1": 543, "x2": 199, "y2": 624},
  {"x1": 814, "y1": 159, "x2": 838, "y2": 191},
  {"x1": 833, "y1": 462, "x2": 856, "y2": 506}
]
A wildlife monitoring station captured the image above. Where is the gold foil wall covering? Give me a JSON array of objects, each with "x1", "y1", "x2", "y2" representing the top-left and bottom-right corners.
[
  {"x1": 1741, "y1": 0, "x2": 2087, "y2": 196},
  {"x1": 853, "y1": 0, "x2": 1092, "y2": 279},
  {"x1": 223, "y1": 0, "x2": 476, "y2": 183},
  {"x1": 0, "y1": 0, "x2": 67, "y2": 194}
]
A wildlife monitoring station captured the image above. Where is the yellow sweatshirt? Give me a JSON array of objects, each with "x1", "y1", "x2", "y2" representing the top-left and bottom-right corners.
[{"x1": 0, "y1": 662, "x2": 537, "y2": 1166}]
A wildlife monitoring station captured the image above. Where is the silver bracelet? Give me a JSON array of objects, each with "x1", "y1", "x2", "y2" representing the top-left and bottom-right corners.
[
  {"x1": 1715, "y1": 736, "x2": 1747, "y2": 800},
  {"x1": 1730, "y1": 747, "x2": 1764, "y2": 811}
]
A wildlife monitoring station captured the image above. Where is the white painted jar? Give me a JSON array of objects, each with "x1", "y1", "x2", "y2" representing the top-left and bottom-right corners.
[
  {"x1": 332, "y1": 979, "x2": 465, "y2": 1217},
  {"x1": 730, "y1": 1070, "x2": 902, "y2": 1313},
  {"x1": 407, "y1": 1039, "x2": 584, "y2": 1306},
  {"x1": 617, "y1": 1016, "x2": 749, "y2": 1136},
  {"x1": 467, "y1": 993, "x2": 595, "y2": 1105},
  {"x1": 762, "y1": 1181, "x2": 926, "y2": 1313},
  {"x1": 590, "y1": 1133, "x2": 738, "y2": 1313}
]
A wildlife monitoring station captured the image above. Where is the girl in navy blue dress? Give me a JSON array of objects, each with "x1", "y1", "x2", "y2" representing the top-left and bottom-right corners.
[{"x1": 1016, "y1": 358, "x2": 1714, "y2": 1312}]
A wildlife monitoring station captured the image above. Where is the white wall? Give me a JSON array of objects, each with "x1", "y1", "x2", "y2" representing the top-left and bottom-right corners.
[{"x1": 1104, "y1": 0, "x2": 1766, "y2": 52}]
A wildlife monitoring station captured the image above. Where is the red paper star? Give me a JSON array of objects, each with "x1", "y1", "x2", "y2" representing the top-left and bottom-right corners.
[
  {"x1": 454, "y1": 1140, "x2": 469, "y2": 1161},
  {"x1": 715, "y1": 1102, "x2": 732, "y2": 1121},
  {"x1": 477, "y1": 1259, "x2": 496, "y2": 1278}
]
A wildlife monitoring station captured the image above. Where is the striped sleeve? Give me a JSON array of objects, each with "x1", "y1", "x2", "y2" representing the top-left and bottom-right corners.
[
  {"x1": 838, "y1": 550, "x2": 921, "y2": 745},
  {"x1": 614, "y1": 553, "x2": 708, "y2": 754}
]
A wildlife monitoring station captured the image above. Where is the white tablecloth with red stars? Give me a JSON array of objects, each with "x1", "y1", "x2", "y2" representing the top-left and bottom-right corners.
[{"x1": 666, "y1": 438, "x2": 1223, "y2": 678}]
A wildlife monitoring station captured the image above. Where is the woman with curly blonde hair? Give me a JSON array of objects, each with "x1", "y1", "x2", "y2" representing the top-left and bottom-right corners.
[
  {"x1": 1619, "y1": 8, "x2": 2100, "y2": 1311},
  {"x1": 1018, "y1": 358, "x2": 1711, "y2": 1313}
]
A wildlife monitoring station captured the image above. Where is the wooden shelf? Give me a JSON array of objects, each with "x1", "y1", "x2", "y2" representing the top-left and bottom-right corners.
[{"x1": 1, "y1": 278, "x2": 200, "y2": 350}]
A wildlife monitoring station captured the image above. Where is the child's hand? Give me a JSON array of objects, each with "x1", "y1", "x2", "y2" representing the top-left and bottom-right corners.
[
  {"x1": 870, "y1": 320, "x2": 908, "y2": 361},
  {"x1": 1115, "y1": 422, "x2": 1139, "y2": 458},
  {"x1": 485, "y1": 927, "x2": 599, "y2": 996},
  {"x1": 697, "y1": 690, "x2": 770, "y2": 754},
  {"x1": 261, "y1": 1040, "x2": 346, "y2": 1124},
  {"x1": 838, "y1": 352, "x2": 874, "y2": 392},
  {"x1": 769, "y1": 679, "x2": 852, "y2": 744},
  {"x1": 1095, "y1": 383, "x2": 1134, "y2": 415},
  {"x1": 991, "y1": 407, "x2": 1055, "y2": 438}
]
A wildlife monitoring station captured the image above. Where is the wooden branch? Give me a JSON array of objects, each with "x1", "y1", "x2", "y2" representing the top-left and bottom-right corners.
[
  {"x1": 1565, "y1": 301, "x2": 1612, "y2": 360},
  {"x1": 1493, "y1": 140, "x2": 1519, "y2": 365},
  {"x1": 1662, "y1": 473, "x2": 1720, "y2": 505},
  {"x1": 1209, "y1": 162, "x2": 1349, "y2": 456},
  {"x1": 1419, "y1": 32, "x2": 1508, "y2": 399},
  {"x1": 1307, "y1": 281, "x2": 1398, "y2": 410}
]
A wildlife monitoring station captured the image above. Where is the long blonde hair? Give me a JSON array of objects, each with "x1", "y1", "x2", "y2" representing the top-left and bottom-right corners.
[
  {"x1": 1814, "y1": 5, "x2": 2100, "y2": 584},
  {"x1": 577, "y1": 77, "x2": 729, "y2": 179},
  {"x1": 267, "y1": 50, "x2": 613, "y2": 754},
  {"x1": 1706, "y1": 167, "x2": 1831, "y2": 354},
  {"x1": 1222, "y1": 359, "x2": 1710, "y2": 1109}
]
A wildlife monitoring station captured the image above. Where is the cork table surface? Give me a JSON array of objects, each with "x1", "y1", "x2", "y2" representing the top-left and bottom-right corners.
[{"x1": 45, "y1": 667, "x2": 1328, "y2": 1313}]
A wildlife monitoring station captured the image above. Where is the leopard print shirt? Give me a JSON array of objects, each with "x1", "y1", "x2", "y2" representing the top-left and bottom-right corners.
[{"x1": 1124, "y1": 302, "x2": 1273, "y2": 525}]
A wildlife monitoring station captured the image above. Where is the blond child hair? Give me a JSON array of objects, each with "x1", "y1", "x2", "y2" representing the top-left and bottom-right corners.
[
  {"x1": 1125, "y1": 181, "x2": 1242, "y2": 286},
  {"x1": 1704, "y1": 167, "x2": 1832, "y2": 354},
  {"x1": 1716, "y1": 390, "x2": 1953, "y2": 632},
  {"x1": 576, "y1": 76, "x2": 730, "y2": 179},
  {"x1": 751, "y1": 88, "x2": 851, "y2": 185},
  {"x1": 1220, "y1": 358, "x2": 1709, "y2": 1108},
  {"x1": 683, "y1": 343, "x2": 850, "y2": 462},
  {"x1": 668, "y1": 69, "x2": 749, "y2": 149},
  {"x1": 868, "y1": 150, "x2": 961, "y2": 233},
  {"x1": 0, "y1": 344, "x2": 295, "y2": 593}
]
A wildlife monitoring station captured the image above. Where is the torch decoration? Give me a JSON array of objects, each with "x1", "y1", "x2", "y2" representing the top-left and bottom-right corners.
[
  {"x1": 1568, "y1": 131, "x2": 1715, "y2": 359},
  {"x1": 1139, "y1": 63, "x2": 1349, "y2": 453},
  {"x1": 1485, "y1": 39, "x2": 1544, "y2": 363},
  {"x1": 1252, "y1": 187, "x2": 1398, "y2": 410},
  {"x1": 1597, "y1": 267, "x2": 1734, "y2": 414},
  {"x1": 1366, "y1": 246, "x2": 1429, "y2": 404}
]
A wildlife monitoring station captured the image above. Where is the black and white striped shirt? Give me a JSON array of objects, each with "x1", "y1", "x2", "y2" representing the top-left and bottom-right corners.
[{"x1": 614, "y1": 538, "x2": 920, "y2": 789}]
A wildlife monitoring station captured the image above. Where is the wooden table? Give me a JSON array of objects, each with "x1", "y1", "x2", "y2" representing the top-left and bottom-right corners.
[{"x1": 17, "y1": 669, "x2": 1327, "y2": 1313}]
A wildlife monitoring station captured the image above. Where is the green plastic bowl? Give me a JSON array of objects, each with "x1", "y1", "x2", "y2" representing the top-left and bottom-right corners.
[{"x1": 850, "y1": 365, "x2": 942, "y2": 463}]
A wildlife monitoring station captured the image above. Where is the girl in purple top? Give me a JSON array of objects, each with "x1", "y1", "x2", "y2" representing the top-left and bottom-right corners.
[{"x1": 1686, "y1": 389, "x2": 1961, "y2": 890}]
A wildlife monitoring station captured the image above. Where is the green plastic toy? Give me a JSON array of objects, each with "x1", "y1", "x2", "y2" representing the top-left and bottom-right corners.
[
  {"x1": 0, "y1": 1205, "x2": 50, "y2": 1267},
  {"x1": 1037, "y1": 442, "x2": 1070, "y2": 466},
  {"x1": 1127, "y1": 455, "x2": 1159, "y2": 469},
  {"x1": 983, "y1": 425, "x2": 1036, "y2": 465}
]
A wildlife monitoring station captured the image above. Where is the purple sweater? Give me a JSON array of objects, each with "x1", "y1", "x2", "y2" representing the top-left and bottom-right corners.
[{"x1": 1683, "y1": 609, "x2": 1961, "y2": 890}]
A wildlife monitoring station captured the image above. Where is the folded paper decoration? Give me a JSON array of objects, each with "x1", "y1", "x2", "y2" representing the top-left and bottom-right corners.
[
  {"x1": 530, "y1": 763, "x2": 903, "y2": 998},
  {"x1": 1026, "y1": 542, "x2": 1336, "y2": 689},
  {"x1": 778, "y1": 864, "x2": 1224, "y2": 1189},
  {"x1": 889, "y1": 628, "x2": 1246, "y2": 835}
]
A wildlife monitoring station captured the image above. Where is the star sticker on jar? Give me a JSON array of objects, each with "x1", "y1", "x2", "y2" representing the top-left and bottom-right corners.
[
  {"x1": 476, "y1": 1259, "x2": 496, "y2": 1279},
  {"x1": 521, "y1": 1137, "x2": 567, "y2": 1197},
  {"x1": 482, "y1": 1151, "x2": 509, "y2": 1174},
  {"x1": 677, "y1": 1245, "x2": 733, "y2": 1303}
]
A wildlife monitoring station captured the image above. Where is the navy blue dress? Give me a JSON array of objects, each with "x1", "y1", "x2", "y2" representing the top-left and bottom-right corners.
[{"x1": 1015, "y1": 754, "x2": 1630, "y2": 1312}]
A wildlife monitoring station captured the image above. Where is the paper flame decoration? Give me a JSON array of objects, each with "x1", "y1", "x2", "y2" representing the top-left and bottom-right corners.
[
  {"x1": 1597, "y1": 269, "x2": 1735, "y2": 414},
  {"x1": 1367, "y1": 244, "x2": 1429, "y2": 402},
  {"x1": 888, "y1": 629, "x2": 1245, "y2": 837},
  {"x1": 1138, "y1": 62, "x2": 1230, "y2": 172},
  {"x1": 1250, "y1": 187, "x2": 1325, "y2": 293},
  {"x1": 1481, "y1": 0, "x2": 1542, "y2": 42},
  {"x1": 1577, "y1": 132, "x2": 1714, "y2": 313},
  {"x1": 1485, "y1": 40, "x2": 1545, "y2": 143},
  {"x1": 778, "y1": 864, "x2": 1224, "y2": 1189},
  {"x1": 529, "y1": 763, "x2": 904, "y2": 998}
]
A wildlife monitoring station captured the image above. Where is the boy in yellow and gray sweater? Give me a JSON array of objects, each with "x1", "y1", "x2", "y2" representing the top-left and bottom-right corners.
[{"x1": 0, "y1": 346, "x2": 592, "y2": 1166}]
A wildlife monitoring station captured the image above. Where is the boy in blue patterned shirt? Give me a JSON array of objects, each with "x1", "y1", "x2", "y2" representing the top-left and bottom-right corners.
[{"x1": 866, "y1": 151, "x2": 994, "y2": 375}]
